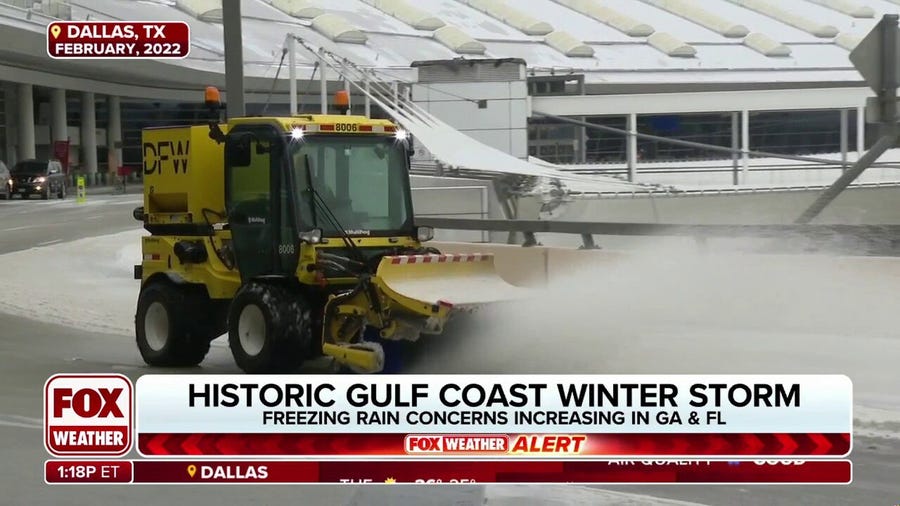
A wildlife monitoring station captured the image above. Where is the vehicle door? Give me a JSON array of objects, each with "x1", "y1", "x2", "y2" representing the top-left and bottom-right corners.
[{"x1": 48, "y1": 161, "x2": 62, "y2": 191}]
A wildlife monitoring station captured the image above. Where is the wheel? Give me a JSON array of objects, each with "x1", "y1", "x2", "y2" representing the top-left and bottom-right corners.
[
  {"x1": 41, "y1": 185, "x2": 50, "y2": 200},
  {"x1": 227, "y1": 282, "x2": 312, "y2": 374},
  {"x1": 57, "y1": 183, "x2": 66, "y2": 199},
  {"x1": 135, "y1": 282, "x2": 211, "y2": 367}
]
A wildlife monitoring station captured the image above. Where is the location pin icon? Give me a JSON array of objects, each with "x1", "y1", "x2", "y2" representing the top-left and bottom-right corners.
[
  {"x1": 187, "y1": 465, "x2": 197, "y2": 478},
  {"x1": 50, "y1": 24, "x2": 61, "y2": 39}
]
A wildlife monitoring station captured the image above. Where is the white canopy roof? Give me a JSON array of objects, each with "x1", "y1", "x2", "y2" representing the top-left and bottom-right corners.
[{"x1": 2, "y1": 0, "x2": 891, "y2": 89}]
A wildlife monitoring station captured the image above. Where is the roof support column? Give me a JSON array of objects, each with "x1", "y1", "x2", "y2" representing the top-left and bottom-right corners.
[
  {"x1": 222, "y1": 0, "x2": 245, "y2": 118},
  {"x1": 344, "y1": 79, "x2": 351, "y2": 115},
  {"x1": 731, "y1": 111, "x2": 739, "y2": 185},
  {"x1": 17, "y1": 83, "x2": 35, "y2": 161},
  {"x1": 319, "y1": 50, "x2": 328, "y2": 115},
  {"x1": 80, "y1": 91, "x2": 97, "y2": 184},
  {"x1": 4, "y1": 84, "x2": 17, "y2": 165},
  {"x1": 579, "y1": 79, "x2": 587, "y2": 163},
  {"x1": 740, "y1": 109, "x2": 750, "y2": 185},
  {"x1": 288, "y1": 35, "x2": 297, "y2": 115},
  {"x1": 840, "y1": 108, "x2": 849, "y2": 171},
  {"x1": 579, "y1": 115, "x2": 587, "y2": 163},
  {"x1": 50, "y1": 88, "x2": 67, "y2": 144},
  {"x1": 626, "y1": 112, "x2": 637, "y2": 182},
  {"x1": 107, "y1": 95, "x2": 122, "y2": 179},
  {"x1": 857, "y1": 105, "x2": 865, "y2": 157},
  {"x1": 364, "y1": 76, "x2": 371, "y2": 118}
]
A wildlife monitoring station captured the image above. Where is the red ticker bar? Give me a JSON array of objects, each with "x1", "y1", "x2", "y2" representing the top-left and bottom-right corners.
[
  {"x1": 126, "y1": 459, "x2": 850, "y2": 484},
  {"x1": 45, "y1": 460, "x2": 133, "y2": 484},
  {"x1": 47, "y1": 22, "x2": 190, "y2": 59},
  {"x1": 137, "y1": 432, "x2": 851, "y2": 457}
]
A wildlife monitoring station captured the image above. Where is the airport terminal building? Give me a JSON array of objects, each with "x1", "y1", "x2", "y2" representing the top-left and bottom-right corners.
[{"x1": 0, "y1": 0, "x2": 892, "y2": 217}]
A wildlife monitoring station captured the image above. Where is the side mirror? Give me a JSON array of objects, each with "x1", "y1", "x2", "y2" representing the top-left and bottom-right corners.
[
  {"x1": 299, "y1": 228, "x2": 323, "y2": 245},
  {"x1": 416, "y1": 226, "x2": 434, "y2": 242}
]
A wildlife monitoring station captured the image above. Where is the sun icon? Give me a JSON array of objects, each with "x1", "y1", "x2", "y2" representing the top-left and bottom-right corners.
[{"x1": 384, "y1": 477, "x2": 397, "y2": 484}]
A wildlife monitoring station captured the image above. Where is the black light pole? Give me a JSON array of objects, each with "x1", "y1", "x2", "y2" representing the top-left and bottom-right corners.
[{"x1": 222, "y1": 0, "x2": 245, "y2": 119}]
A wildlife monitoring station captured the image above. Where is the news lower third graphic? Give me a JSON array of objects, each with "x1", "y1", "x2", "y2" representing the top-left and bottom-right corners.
[
  {"x1": 44, "y1": 374, "x2": 132, "y2": 457},
  {"x1": 46, "y1": 21, "x2": 190, "y2": 59},
  {"x1": 44, "y1": 459, "x2": 852, "y2": 485},
  {"x1": 42, "y1": 374, "x2": 854, "y2": 485}
]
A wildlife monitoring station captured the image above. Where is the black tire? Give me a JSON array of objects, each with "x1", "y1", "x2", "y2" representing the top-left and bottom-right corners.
[
  {"x1": 135, "y1": 282, "x2": 211, "y2": 367},
  {"x1": 228, "y1": 282, "x2": 312, "y2": 374},
  {"x1": 57, "y1": 183, "x2": 66, "y2": 199}
]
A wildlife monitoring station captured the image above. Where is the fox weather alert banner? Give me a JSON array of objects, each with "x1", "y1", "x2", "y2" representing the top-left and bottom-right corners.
[{"x1": 133, "y1": 374, "x2": 852, "y2": 459}]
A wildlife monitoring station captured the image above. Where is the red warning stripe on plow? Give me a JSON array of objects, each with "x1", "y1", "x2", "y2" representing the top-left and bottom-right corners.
[{"x1": 388, "y1": 254, "x2": 491, "y2": 265}]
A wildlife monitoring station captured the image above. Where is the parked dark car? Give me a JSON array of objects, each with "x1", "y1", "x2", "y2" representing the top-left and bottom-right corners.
[
  {"x1": 0, "y1": 161, "x2": 9, "y2": 200},
  {"x1": 9, "y1": 159, "x2": 66, "y2": 200}
]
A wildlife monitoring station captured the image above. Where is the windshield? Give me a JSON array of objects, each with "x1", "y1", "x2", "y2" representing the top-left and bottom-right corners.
[
  {"x1": 12, "y1": 161, "x2": 46, "y2": 174},
  {"x1": 290, "y1": 135, "x2": 412, "y2": 236}
]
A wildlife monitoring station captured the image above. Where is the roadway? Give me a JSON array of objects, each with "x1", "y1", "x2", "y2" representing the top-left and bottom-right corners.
[{"x1": 0, "y1": 194, "x2": 897, "y2": 505}]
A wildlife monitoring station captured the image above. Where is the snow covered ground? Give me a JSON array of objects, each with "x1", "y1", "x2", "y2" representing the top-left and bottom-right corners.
[
  {"x1": 0, "y1": 228, "x2": 896, "y2": 438},
  {"x1": 0, "y1": 228, "x2": 144, "y2": 336},
  {"x1": 0, "y1": 228, "x2": 898, "y2": 503}
]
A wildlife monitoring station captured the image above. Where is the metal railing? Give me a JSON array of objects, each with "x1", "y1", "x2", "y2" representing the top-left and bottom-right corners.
[{"x1": 415, "y1": 216, "x2": 900, "y2": 253}]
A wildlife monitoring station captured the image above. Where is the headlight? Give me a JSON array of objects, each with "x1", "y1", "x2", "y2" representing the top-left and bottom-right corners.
[
  {"x1": 416, "y1": 226, "x2": 434, "y2": 242},
  {"x1": 34, "y1": 176, "x2": 46, "y2": 183}
]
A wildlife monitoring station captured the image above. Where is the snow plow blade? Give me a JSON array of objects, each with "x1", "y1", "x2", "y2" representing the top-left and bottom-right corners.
[{"x1": 375, "y1": 253, "x2": 533, "y2": 312}]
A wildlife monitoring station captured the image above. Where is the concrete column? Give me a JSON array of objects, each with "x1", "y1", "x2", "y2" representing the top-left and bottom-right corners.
[
  {"x1": 107, "y1": 95, "x2": 122, "y2": 180},
  {"x1": 288, "y1": 35, "x2": 296, "y2": 115},
  {"x1": 579, "y1": 116, "x2": 587, "y2": 163},
  {"x1": 3, "y1": 84, "x2": 16, "y2": 166},
  {"x1": 626, "y1": 113, "x2": 637, "y2": 182},
  {"x1": 319, "y1": 51, "x2": 328, "y2": 115},
  {"x1": 343, "y1": 79, "x2": 351, "y2": 116},
  {"x1": 740, "y1": 109, "x2": 750, "y2": 185},
  {"x1": 80, "y1": 91, "x2": 97, "y2": 184},
  {"x1": 857, "y1": 105, "x2": 865, "y2": 157},
  {"x1": 364, "y1": 77, "x2": 371, "y2": 118},
  {"x1": 731, "y1": 111, "x2": 739, "y2": 185},
  {"x1": 50, "y1": 88, "x2": 67, "y2": 143},
  {"x1": 840, "y1": 108, "x2": 849, "y2": 171},
  {"x1": 16, "y1": 83, "x2": 35, "y2": 161}
]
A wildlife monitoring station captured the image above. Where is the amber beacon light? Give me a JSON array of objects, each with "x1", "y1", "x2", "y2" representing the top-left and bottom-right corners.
[
  {"x1": 334, "y1": 89, "x2": 350, "y2": 114},
  {"x1": 204, "y1": 86, "x2": 221, "y2": 108}
]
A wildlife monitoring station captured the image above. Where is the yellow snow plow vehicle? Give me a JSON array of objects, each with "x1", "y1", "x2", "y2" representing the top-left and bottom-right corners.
[{"x1": 132, "y1": 87, "x2": 526, "y2": 373}]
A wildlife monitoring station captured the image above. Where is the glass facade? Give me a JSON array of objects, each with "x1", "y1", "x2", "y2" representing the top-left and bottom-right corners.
[
  {"x1": 527, "y1": 110, "x2": 862, "y2": 165},
  {"x1": 0, "y1": 82, "x2": 867, "y2": 173}
]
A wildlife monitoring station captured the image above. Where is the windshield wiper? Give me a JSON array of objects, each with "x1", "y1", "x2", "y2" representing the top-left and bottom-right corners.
[{"x1": 302, "y1": 154, "x2": 368, "y2": 269}]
